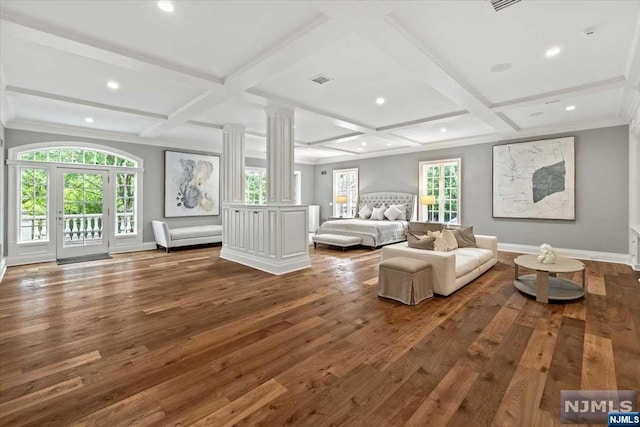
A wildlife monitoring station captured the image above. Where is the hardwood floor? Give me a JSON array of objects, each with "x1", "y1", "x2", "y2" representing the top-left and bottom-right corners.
[{"x1": 0, "y1": 246, "x2": 638, "y2": 426}]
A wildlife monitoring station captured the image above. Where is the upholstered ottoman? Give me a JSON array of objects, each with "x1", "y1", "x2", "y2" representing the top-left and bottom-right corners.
[
  {"x1": 378, "y1": 257, "x2": 433, "y2": 305},
  {"x1": 312, "y1": 234, "x2": 362, "y2": 251}
]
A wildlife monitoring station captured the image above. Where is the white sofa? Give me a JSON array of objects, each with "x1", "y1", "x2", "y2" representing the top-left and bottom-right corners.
[
  {"x1": 381, "y1": 234, "x2": 498, "y2": 296},
  {"x1": 151, "y1": 220, "x2": 223, "y2": 252}
]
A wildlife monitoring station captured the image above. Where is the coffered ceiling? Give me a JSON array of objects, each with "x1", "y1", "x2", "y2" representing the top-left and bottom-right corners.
[{"x1": 1, "y1": 0, "x2": 638, "y2": 164}]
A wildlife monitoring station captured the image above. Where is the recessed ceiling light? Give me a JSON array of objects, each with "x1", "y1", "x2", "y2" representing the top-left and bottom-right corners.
[
  {"x1": 361, "y1": 141, "x2": 367, "y2": 146},
  {"x1": 565, "y1": 105, "x2": 576, "y2": 111},
  {"x1": 106, "y1": 80, "x2": 119, "y2": 90},
  {"x1": 157, "y1": 0, "x2": 174, "y2": 12},
  {"x1": 530, "y1": 112, "x2": 544, "y2": 117},
  {"x1": 376, "y1": 97, "x2": 385, "y2": 105},
  {"x1": 440, "y1": 128, "x2": 447, "y2": 133},
  {"x1": 85, "y1": 117, "x2": 94, "y2": 123},
  {"x1": 358, "y1": 148, "x2": 363, "y2": 151},
  {"x1": 490, "y1": 63, "x2": 512, "y2": 73},
  {"x1": 545, "y1": 46, "x2": 561, "y2": 57},
  {"x1": 386, "y1": 143, "x2": 392, "y2": 147}
]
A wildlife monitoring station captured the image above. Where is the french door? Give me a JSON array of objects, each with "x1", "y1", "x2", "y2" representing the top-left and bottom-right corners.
[{"x1": 56, "y1": 168, "x2": 110, "y2": 258}]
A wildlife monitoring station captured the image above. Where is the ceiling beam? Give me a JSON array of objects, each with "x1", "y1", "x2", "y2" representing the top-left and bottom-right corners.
[
  {"x1": 242, "y1": 89, "x2": 422, "y2": 147},
  {"x1": 355, "y1": 15, "x2": 519, "y2": 134},
  {"x1": 0, "y1": 64, "x2": 15, "y2": 126},
  {"x1": 491, "y1": 76, "x2": 628, "y2": 113},
  {"x1": 5, "y1": 86, "x2": 168, "y2": 119},
  {"x1": 140, "y1": 14, "x2": 355, "y2": 137},
  {"x1": 0, "y1": 14, "x2": 221, "y2": 89}
]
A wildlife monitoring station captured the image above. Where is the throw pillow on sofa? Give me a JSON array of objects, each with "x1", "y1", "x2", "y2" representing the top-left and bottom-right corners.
[
  {"x1": 443, "y1": 229, "x2": 458, "y2": 250},
  {"x1": 405, "y1": 231, "x2": 435, "y2": 250},
  {"x1": 452, "y1": 226, "x2": 477, "y2": 248},
  {"x1": 427, "y1": 230, "x2": 448, "y2": 252}
]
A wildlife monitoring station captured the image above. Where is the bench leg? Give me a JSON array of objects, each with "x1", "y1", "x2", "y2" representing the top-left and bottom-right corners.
[
  {"x1": 166, "y1": 247, "x2": 170, "y2": 253},
  {"x1": 314, "y1": 242, "x2": 317, "y2": 248}
]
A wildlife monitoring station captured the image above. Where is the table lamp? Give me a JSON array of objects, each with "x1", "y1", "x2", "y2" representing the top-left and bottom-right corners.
[{"x1": 420, "y1": 195, "x2": 436, "y2": 222}]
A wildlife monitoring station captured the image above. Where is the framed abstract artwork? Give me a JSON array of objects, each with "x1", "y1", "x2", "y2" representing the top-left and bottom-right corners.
[
  {"x1": 164, "y1": 151, "x2": 220, "y2": 217},
  {"x1": 492, "y1": 137, "x2": 575, "y2": 220}
]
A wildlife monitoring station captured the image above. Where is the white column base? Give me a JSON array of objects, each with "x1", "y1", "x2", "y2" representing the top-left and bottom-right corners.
[{"x1": 220, "y1": 247, "x2": 311, "y2": 275}]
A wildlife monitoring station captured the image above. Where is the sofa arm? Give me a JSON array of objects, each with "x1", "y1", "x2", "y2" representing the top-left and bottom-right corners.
[
  {"x1": 152, "y1": 220, "x2": 171, "y2": 248},
  {"x1": 475, "y1": 235, "x2": 498, "y2": 256}
]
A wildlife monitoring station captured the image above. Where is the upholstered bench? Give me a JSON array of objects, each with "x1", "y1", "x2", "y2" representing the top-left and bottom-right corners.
[
  {"x1": 312, "y1": 234, "x2": 362, "y2": 251},
  {"x1": 152, "y1": 220, "x2": 223, "y2": 252},
  {"x1": 378, "y1": 257, "x2": 433, "y2": 305}
]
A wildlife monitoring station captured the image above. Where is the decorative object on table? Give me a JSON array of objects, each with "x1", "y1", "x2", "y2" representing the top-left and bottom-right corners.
[
  {"x1": 420, "y1": 194, "x2": 436, "y2": 222},
  {"x1": 336, "y1": 195, "x2": 348, "y2": 217},
  {"x1": 164, "y1": 150, "x2": 220, "y2": 217},
  {"x1": 493, "y1": 136, "x2": 575, "y2": 220},
  {"x1": 537, "y1": 243, "x2": 557, "y2": 264}
]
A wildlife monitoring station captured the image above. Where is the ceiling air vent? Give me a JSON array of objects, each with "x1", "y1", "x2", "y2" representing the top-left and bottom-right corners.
[
  {"x1": 490, "y1": 0, "x2": 521, "y2": 12},
  {"x1": 310, "y1": 74, "x2": 332, "y2": 85}
]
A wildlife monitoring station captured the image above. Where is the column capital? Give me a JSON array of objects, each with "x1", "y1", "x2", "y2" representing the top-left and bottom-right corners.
[
  {"x1": 223, "y1": 123, "x2": 246, "y2": 133},
  {"x1": 265, "y1": 107, "x2": 294, "y2": 117}
]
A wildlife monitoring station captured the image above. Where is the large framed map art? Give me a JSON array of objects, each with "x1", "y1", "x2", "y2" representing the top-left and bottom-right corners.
[
  {"x1": 492, "y1": 137, "x2": 575, "y2": 220},
  {"x1": 164, "y1": 150, "x2": 220, "y2": 217}
]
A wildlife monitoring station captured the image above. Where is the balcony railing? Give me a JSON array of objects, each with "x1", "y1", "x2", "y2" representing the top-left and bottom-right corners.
[{"x1": 20, "y1": 213, "x2": 136, "y2": 242}]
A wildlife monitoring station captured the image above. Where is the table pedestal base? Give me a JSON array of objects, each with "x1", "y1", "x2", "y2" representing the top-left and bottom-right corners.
[{"x1": 514, "y1": 274, "x2": 585, "y2": 303}]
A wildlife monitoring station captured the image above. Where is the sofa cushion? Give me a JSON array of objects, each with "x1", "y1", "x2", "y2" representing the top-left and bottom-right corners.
[
  {"x1": 170, "y1": 225, "x2": 222, "y2": 240},
  {"x1": 455, "y1": 254, "x2": 479, "y2": 277},
  {"x1": 456, "y1": 248, "x2": 495, "y2": 266}
]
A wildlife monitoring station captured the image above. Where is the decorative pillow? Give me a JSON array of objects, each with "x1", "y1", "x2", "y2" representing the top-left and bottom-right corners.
[
  {"x1": 390, "y1": 204, "x2": 407, "y2": 220},
  {"x1": 443, "y1": 229, "x2": 458, "y2": 250},
  {"x1": 409, "y1": 222, "x2": 443, "y2": 234},
  {"x1": 405, "y1": 231, "x2": 435, "y2": 250},
  {"x1": 358, "y1": 205, "x2": 372, "y2": 219},
  {"x1": 384, "y1": 205, "x2": 403, "y2": 221},
  {"x1": 452, "y1": 226, "x2": 477, "y2": 248},
  {"x1": 427, "y1": 230, "x2": 447, "y2": 252},
  {"x1": 370, "y1": 205, "x2": 386, "y2": 221}
]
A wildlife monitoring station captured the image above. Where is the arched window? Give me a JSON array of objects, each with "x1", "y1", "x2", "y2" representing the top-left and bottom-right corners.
[
  {"x1": 8, "y1": 142, "x2": 143, "y2": 262},
  {"x1": 18, "y1": 147, "x2": 138, "y2": 167}
]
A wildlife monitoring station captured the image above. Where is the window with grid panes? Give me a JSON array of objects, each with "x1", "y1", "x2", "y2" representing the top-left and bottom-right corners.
[
  {"x1": 115, "y1": 172, "x2": 137, "y2": 235},
  {"x1": 419, "y1": 159, "x2": 461, "y2": 224}
]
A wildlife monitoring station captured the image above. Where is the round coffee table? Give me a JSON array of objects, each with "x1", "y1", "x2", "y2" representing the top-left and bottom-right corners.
[{"x1": 513, "y1": 254, "x2": 585, "y2": 303}]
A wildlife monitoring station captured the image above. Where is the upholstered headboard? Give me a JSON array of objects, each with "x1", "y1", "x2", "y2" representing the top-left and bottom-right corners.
[{"x1": 359, "y1": 192, "x2": 418, "y2": 221}]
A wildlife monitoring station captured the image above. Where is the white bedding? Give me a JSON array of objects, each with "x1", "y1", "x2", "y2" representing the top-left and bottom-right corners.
[{"x1": 317, "y1": 219, "x2": 409, "y2": 247}]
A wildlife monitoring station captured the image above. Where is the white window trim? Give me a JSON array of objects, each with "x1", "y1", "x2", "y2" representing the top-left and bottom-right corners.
[
  {"x1": 245, "y1": 167, "x2": 302, "y2": 205},
  {"x1": 294, "y1": 170, "x2": 302, "y2": 205},
  {"x1": 332, "y1": 167, "x2": 359, "y2": 217},
  {"x1": 418, "y1": 158, "x2": 462, "y2": 224},
  {"x1": 7, "y1": 142, "x2": 144, "y2": 265}
]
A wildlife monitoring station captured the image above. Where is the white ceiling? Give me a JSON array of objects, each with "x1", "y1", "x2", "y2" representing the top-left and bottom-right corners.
[{"x1": 0, "y1": 0, "x2": 638, "y2": 164}]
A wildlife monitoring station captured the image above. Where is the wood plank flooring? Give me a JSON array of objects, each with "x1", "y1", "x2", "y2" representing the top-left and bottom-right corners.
[{"x1": 0, "y1": 246, "x2": 638, "y2": 426}]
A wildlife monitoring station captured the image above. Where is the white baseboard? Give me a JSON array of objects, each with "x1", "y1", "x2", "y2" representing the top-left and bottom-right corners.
[
  {"x1": 7, "y1": 253, "x2": 56, "y2": 266},
  {"x1": 0, "y1": 257, "x2": 7, "y2": 282},
  {"x1": 498, "y1": 243, "x2": 630, "y2": 265},
  {"x1": 220, "y1": 247, "x2": 311, "y2": 275},
  {"x1": 110, "y1": 242, "x2": 157, "y2": 254}
]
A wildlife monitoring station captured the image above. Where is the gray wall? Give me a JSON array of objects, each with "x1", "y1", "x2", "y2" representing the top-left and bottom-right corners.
[
  {"x1": 5, "y1": 129, "x2": 314, "y2": 243},
  {"x1": 313, "y1": 125, "x2": 629, "y2": 253}
]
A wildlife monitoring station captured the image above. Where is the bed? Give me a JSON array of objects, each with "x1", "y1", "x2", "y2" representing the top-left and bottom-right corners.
[{"x1": 315, "y1": 192, "x2": 417, "y2": 248}]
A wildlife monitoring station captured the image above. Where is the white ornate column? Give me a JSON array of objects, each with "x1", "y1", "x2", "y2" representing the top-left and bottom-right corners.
[
  {"x1": 219, "y1": 113, "x2": 310, "y2": 275},
  {"x1": 221, "y1": 124, "x2": 246, "y2": 205},
  {"x1": 266, "y1": 108, "x2": 295, "y2": 205}
]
